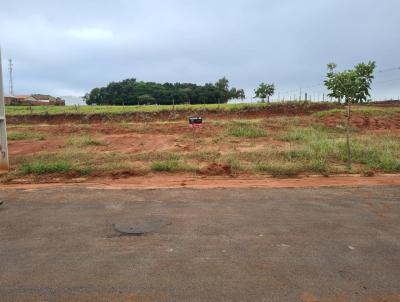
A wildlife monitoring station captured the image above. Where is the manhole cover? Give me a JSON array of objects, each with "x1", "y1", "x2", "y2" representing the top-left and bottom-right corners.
[{"x1": 112, "y1": 217, "x2": 168, "y2": 236}]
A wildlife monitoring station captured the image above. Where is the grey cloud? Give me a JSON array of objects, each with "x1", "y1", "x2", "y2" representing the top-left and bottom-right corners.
[{"x1": 1, "y1": 0, "x2": 399, "y2": 101}]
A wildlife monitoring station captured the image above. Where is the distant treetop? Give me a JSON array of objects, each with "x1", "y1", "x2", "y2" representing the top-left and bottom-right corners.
[{"x1": 84, "y1": 78, "x2": 245, "y2": 105}]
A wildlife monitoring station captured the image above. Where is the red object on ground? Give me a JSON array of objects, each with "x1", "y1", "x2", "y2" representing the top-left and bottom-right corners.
[
  {"x1": 190, "y1": 123, "x2": 203, "y2": 129},
  {"x1": 189, "y1": 116, "x2": 203, "y2": 129}
]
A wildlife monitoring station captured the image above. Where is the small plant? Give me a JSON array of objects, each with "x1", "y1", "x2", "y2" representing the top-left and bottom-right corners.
[
  {"x1": 20, "y1": 160, "x2": 73, "y2": 175},
  {"x1": 67, "y1": 135, "x2": 105, "y2": 147},
  {"x1": 227, "y1": 126, "x2": 267, "y2": 138},
  {"x1": 151, "y1": 160, "x2": 196, "y2": 173},
  {"x1": 151, "y1": 160, "x2": 181, "y2": 172}
]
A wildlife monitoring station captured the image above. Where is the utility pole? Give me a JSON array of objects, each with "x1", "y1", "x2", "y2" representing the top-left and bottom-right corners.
[
  {"x1": 8, "y1": 59, "x2": 13, "y2": 96},
  {"x1": 0, "y1": 49, "x2": 9, "y2": 171}
]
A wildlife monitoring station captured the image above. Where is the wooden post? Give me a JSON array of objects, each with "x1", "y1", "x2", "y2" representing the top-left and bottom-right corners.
[{"x1": 0, "y1": 48, "x2": 9, "y2": 172}]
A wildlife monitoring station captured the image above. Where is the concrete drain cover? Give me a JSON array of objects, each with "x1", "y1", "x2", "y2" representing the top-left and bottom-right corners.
[{"x1": 113, "y1": 217, "x2": 168, "y2": 236}]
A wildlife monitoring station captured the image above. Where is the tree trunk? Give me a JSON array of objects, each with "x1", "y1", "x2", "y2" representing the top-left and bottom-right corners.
[
  {"x1": 346, "y1": 100, "x2": 352, "y2": 170},
  {"x1": 267, "y1": 96, "x2": 270, "y2": 103}
]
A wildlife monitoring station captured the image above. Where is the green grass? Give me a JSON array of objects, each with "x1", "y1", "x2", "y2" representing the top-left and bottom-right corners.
[
  {"x1": 20, "y1": 160, "x2": 74, "y2": 175},
  {"x1": 338, "y1": 135, "x2": 400, "y2": 172},
  {"x1": 278, "y1": 126, "x2": 400, "y2": 173},
  {"x1": 3, "y1": 101, "x2": 339, "y2": 116},
  {"x1": 134, "y1": 152, "x2": 181, "y2": 161},
  {"x1": 188, "y1": 151, "x2": 221, "y2": 161},
  {"x1": 151, "y1": 160, "x2": 195, "y2": 173},
  {"x1": 8, "y1": 132, "x2": 46, "y2": 141},
  {"x1": 313, "y1": 106, "x2": 400, "y2": 118},
  {"x1": 278, "y1": 125, "x2": 335, "y2": 142},
  {"x1": 227, "y1": 125, "x2": 267, "y2": 138},
  {"x1": 5, "y1": 103, "x2": 275, "y2": 116},
  {"x1": 67, "y1": 135, "x2": 105, "y2": 147}
]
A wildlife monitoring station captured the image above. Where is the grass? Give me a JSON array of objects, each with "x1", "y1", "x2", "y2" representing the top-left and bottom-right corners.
[
  {"x1": 4, "y1": 101, "x2": 339, "y2": 116},
  {"x1": 67, "y1": 135, "x2": 105, "y2": 147},
  {"x1": 313, "y1": 106, "x2": 400, "y2": 118},
  {"x1": 151, "y1": 160, "x2": 196, "y2": 173},
  {"x1": 338, "y1": 135, "x2": 400, "y2": 172},
  {"x1": 3, "y1": 105, "x2": 400, "y2": 181},
  {"x1": 227, "y1": 120, "x2": 267, "y2": 138},
  {"x1": 134, "y1": 152, "x2": 181, "y2": 161},
  {"x1": 5, "y1": 103, "x2": 274, "y2": 116},
  {"x1": 20, "y1": 160, "x2": 74, "y2": 175},
  {"x1": 278, "y1": 125, "x2": 335, "y2": 142},
  {"x1": 8, "y1": 132, "x2": 46, "y2": 141}
]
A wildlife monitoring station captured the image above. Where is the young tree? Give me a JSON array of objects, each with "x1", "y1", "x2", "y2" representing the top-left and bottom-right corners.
[
  {"x1": 324, "y1": 61, "x2": 376, "y2": 169},
  {"x1": 237, "y1": 89, "x2": 246, "y2": 101},
  {"x1": 254, "y1": 83, "x2": 275, "y2": 103},
  {"x1": 215, "y1": 77, "x2": 230, "y2": 105}
]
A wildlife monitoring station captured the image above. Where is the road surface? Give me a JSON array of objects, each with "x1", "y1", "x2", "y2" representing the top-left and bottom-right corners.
[{"x1": 0, "y1": 186, "x2": 399, "y2": 301}]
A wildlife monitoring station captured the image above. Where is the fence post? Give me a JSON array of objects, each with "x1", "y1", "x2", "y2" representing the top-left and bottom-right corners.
[{"x1": 0, "y1": 48, "x2": 9, "y2": 172}]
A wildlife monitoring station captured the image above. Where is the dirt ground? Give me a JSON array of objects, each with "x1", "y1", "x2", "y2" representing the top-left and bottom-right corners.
[
  {"x1": 1, "y1": 185, "x2": 400, "y2": 301},
  {"x1": 4, "y1": 105, "x2": 400, "y2": 185}
]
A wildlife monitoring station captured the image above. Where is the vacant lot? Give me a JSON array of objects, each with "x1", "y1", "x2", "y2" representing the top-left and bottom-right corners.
[{"x1": 2, "y1": 102, "x2": 400, "y2": 184}]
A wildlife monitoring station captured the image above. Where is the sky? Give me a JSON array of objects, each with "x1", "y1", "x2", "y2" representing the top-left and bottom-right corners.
[{"x1": 1, "y1": 0, "x2": 400, "y2": 104}]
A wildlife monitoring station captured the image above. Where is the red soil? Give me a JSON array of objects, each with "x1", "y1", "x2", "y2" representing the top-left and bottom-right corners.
[
  {"x1": 320, "y1": 113, "x2": 400, "y2": 130},
  {"x1": 2, "y1": 174, "x2": 400, "y2": 190}
]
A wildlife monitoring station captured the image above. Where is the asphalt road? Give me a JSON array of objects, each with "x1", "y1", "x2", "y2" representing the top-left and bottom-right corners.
[{"x1": 0, "y1": 186, "x2": 399, "y2": 302}]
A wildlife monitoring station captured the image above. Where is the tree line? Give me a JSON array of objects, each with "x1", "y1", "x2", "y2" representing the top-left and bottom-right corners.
[
  {"x1": 84, "y1": 77, "x2": 245, "y2": 105},
  {"x1": 84, "y1": 62, "x2": 376, "y2": 107}
]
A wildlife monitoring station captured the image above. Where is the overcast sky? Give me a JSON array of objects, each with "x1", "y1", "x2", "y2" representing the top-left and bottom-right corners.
[{"x1": 1, "y1": 0, "x2": 400, "y2": 103}]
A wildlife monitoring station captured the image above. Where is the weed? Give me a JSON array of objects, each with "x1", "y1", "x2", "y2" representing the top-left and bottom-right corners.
[
  {"x1": 8, "y1": 132, "x2": 46, "y2": 141},
  {"x1": 338, "y1": 135, "x2": 400, "y2": 172},
  {"x1": 188, "y1": 151, "x2": 220, "y2": 161},
  {"x1": 151, "y1": 160, "x2": 195, "y2": 173},
  {"x1": 67, "y1": 135, "x2": 105, "y2": 147},
  {"x1": 227, "y1": 125, "x2": 267, "y2": 138},
  {"x1": 20, "y1": 160, "x2": 73, "y2": 175},
  {"x1": 222, "y1": 156, "x2": 245, "y2": 175}
]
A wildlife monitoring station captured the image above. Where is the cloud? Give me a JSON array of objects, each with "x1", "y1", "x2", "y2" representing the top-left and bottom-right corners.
[
  {"x1": 66, "y1": 27, "x2": 113, "y2": 41},
  {"x1": 0, "y1": 0, "x2": 399, "y2": 100}
]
